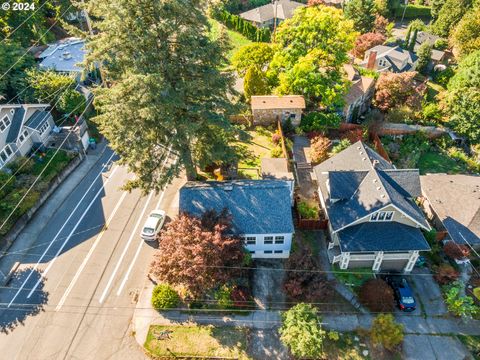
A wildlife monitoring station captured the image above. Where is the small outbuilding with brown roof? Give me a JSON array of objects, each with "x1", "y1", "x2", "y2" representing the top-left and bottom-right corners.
[{"x1": 251, "y1": 95, "x2": 306, "y2": 126}]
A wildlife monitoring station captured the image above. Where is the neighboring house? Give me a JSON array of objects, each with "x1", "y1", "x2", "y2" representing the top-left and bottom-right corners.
[
  {"x1": 239, "y1": 0, "x2": 305, "y2": 28},
  {"x1": 405, "y1": 31, "x2": 446, "y2": 64},
  {"x1": 179, "y1": 180, "x2": 295, "y2": 259},
  {"x1": 251, "y1": 95, "x2": 306, "y2": 126},
  {"x1": 0, "y1": 104, "x2": 54, "y2": 169},
  {"x1": 342, "y1": 64, "x2": 376, "y2": 123},
  {"x1": 360, "y1": 45, "x2": 418, "y2": 73},
  {"x1": 38, "y1": 37, "x2": 87, "y2": 82},
  {"x1": 313, "y1": 141, "x2": 431, "y2": 272},
  {"x1": 420, "y1": 174, "x2": 480, "y2": 248}
]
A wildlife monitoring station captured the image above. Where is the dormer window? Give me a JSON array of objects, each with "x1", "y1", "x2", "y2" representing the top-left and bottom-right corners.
[{"x1": 370, "y1": 211, "x2": 394, "y2": 221}]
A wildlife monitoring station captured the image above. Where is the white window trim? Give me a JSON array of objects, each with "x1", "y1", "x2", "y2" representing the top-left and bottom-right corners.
[
  {"x1": 0, "y1": 115, "x2": 11, "y2": 133},
  {"x1": 18, "y1": 129, "x2": 29, "y2": 145},
  {"x1": 370, "y1": 211, "x2": 394, "y2": 222},
  {"x1": 0, "y1": 145, "x2": 14, "y2": 162}
]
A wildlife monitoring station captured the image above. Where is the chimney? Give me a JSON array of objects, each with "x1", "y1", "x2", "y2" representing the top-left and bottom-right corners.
[{"x1": 367, "y1": 51, "x2": 377, "y2": 70}]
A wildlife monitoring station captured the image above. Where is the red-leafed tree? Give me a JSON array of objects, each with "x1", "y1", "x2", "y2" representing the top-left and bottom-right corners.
[
  {"x1": 359, "y1": 279, "x2": 395, "y2": 312},
  {"x1": 374, "y1": 15, "x2": 389, "y2": 36},
  {"x1": 434, "y1": 264, "x2": 460, "y2": 285},
  {"x1": 150, "y1": 212, "x2": 245, "y2": 298},
  {"x1": 307, "y1": 0, "x2": 325, "y2": 5},
  {"x1": 352, "y1": 32, "x2": 386, "y2": 58},
  {"x1": 310, "y1": 135, "x2": 332, "y2": 164},
  {"x1": 444, "y1": 242, "x2": 471, "y2": 260},
  {"x1": 374, "y1": 72, "x2": 422, "y2": 112}
]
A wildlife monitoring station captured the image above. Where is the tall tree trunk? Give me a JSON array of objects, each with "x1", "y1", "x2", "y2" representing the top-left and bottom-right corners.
[{"x1": 181, "y1": 145, "x2": 197, "y2": 181}]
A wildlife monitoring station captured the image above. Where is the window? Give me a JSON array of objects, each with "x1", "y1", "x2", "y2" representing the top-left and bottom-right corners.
[
  {"x1": 0, "y1": 116, "x2": 11, "y2": 132},
  {"x1": 249, "y1": 251, "x2": 255, "y2": 254},
  {"x1": 18, "y1": 129, "x2": 29, "y2": 144},
  {"x1": 274, "y1": 236, "x2": 284, "y2": 244},
  {"x1": 245, "y1": 236, "x2": 256, "y2": 245},
  {"x1": 38, "y1": 121, "x2": 50, "y2": 136},
  {"x1": 0, "y1": 145, "x2": 13, "y2": 162},
  {"x1": 274, "y1": 250, "x2": 283, "y2": 254},
  {"x1": 370, "y1": 211, "x2": 394, "y2": 221},
  {"x1": 264, "y1": 250, "x2": 273, "y2": 254},
  {"x1": 264, "y1": 236, "x2": 273, "y2": 244}
]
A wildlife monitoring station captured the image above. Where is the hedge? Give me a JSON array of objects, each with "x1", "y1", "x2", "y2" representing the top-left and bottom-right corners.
[
  {"x1": 395, "y1": 4, "x2": 432, "y2": 18},
  {"x1": 211, "y1": 8, "x2": 271, "y2": 42}
]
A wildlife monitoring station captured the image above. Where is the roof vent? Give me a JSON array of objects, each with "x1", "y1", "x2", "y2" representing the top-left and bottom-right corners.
[
  {"x1": 223, "y1": 184, "x2": 233, "y2": 191},
  {"x1": 359, "y1": 151, "x2": 364, "y2": 155},
  {"x1": 362, "y1": 157, "x2": 367, "y2": 161},
  {"x1": 377, "y1": 187, "x2": 381, "y2": 191},
  {"x1": 372, "y1": 160, "x2": 380, "y2": 168},
  {"x1": 381, "y1": 194, "x2": 386, "y2": 198},
  {"x1": 62, "y1": 51, "x2": 72, "y2": 60},
  {"x1": 373, "y1": 179, "x2": 377, "y2": 183},
  {"x1": 357, "y1": 146, "x2": 361, "y2": 150}
]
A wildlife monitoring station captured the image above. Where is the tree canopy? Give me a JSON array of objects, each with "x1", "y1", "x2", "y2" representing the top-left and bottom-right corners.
[
  {"x1": 279, "y1": 303, "x2": 325, "y2": 358},
  {"x1": 243, "y1": 65, "x2": 269, "y2": 101},
  {"x1": 432, "y1": 0, "x2": 473, "y2": 37},
  {"x1": 344, "y1": 0, "x2": 377, "y2": 34},
  {"x1": 150, "y1": 212, "x2": 245, "y2": 298},
  {"x1": 87, "y1": 0, "x2": 238, "y2": 190},
  {"x1": 353, "y1": 32, "x2": 386, "y2": 58},
  {"x1": 269, "y1": 6, "x2": 357, "y2": 108},
  {"x1": 374, "y1": 72, "x2": 422, "y2": 112},
  {"x1": 450, "y1": 6, "x2": 480, "y2": 59},
  {"x1": 231, "y1": 42, "x2": 274, "y2": 77},
  {"x1": 23, "y1": 69, "x2": 75, "y2": 103},
  {"x1": 0, "y1": 41, "x2": 35, "y2": 101}
]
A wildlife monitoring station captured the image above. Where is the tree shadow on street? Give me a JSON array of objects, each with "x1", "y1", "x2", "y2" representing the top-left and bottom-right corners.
[{"x1": 0, "y1": 268, "x2": 48, "y2": 334}]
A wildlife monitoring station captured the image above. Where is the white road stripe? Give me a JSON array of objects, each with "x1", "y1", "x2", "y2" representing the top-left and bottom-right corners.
[
  {"x1": 98, "y1": 192, "x2": 154, "y2": 304},
  {"x1": 55, "y1": 191, "x2": 128, "y2": 310},
  {"x1": 116, "y1": 190, "x2": 165, "y2": 296},
  {"x1": 25, "y1": 165, "x2": 121, "y2": 299},
  {"x1": 7, "y1": 153, "x2": 116, "y2": 308}
]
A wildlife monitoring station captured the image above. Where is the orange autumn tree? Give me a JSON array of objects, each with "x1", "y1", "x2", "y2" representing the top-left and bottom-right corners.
[{"x1": 150, "y1": 211, "x2": 245, "y2": 298}]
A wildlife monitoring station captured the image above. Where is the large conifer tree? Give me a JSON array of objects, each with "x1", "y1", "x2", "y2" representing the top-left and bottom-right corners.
[{"x1": 87, "y1": 0, "x2": 237, "y2": 191}]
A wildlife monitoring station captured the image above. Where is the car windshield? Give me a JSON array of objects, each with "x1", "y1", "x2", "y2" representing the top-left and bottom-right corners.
[
  {"x1": 150, "y1": 214, "x2": 163, "y2": 219},
  {"x1": 143, "y1": 227, "x2": 155, "y2": 234},
  {"x1": 402, "y1": 296, "x2": 415, "y2": 304}
]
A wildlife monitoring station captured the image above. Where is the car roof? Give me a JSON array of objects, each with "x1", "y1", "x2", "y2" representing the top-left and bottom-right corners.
[
  {"x1": 144, "y1": 214, "x2": 161, "y2": 228},
  {"x1": 398, "y1": 287, "x2": 413, "y2": 297}
]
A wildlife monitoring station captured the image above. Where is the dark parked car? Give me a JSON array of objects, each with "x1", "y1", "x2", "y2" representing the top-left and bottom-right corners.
[{"x1": 384, "y1": 275, "x2": 416, "y2": 312}]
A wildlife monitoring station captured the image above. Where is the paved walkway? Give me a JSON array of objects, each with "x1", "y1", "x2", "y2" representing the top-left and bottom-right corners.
[{"x1": 292, "y1": 135, "x2": 315, "y2": 199}]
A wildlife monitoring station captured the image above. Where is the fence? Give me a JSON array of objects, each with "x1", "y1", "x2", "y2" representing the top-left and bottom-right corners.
[{"x1": 370, "y1": 132, "x2": 391, "y2": 163}]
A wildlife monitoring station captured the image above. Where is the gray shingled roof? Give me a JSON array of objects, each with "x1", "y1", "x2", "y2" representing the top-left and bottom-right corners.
[
  {"x1": 179, "y1": 180, "x2": 294, "y2": 235},
  {"x1": 25, "y1": 110, "x2": 50, "y2": 130},
  {"x1": 239, "y1": 0, "x2": 305, "y2": 23},
  {"x1": 338, "y1": 222, "x2": 430, "y2": 252},
  {"x1": 313, "y1": 141, "x2": 430, "y2": 233},
  {"x1": 6, "y1": 107, "x2": 25, "y2": 143}
]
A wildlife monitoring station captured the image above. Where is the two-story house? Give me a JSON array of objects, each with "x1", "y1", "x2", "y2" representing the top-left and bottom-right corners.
[
  {"x1": 0, "y1": 104, "x2": 54, "y2": 169},
  {"x1": 313, "y1": 141, "x2": 431, "y2": 272},
  {"x1": 360, "y1": 45, "x2": 418, "y2": 73},
  {"x1": 179, "y1": 180, "x2": 295, "y2": 259}
]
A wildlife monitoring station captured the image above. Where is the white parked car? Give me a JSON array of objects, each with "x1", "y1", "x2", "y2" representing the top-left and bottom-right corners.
[{"x1": 140, "y1": 209, "x2": 166, "y2": 241}]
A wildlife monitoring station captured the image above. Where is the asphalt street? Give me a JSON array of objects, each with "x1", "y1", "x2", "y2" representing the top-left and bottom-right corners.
[{"x1": 0, "y1": 147, "x2": 183, "y2": 359}]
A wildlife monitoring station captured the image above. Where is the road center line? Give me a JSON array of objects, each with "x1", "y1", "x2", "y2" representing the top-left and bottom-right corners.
[
  {"x1": 98, "y1": 192, "x2": 154, "y2": 304},
  {"x1": 7, "y1": 153, "x2": 116, "y2": 308},
  {"x1": 25, "y1": 165, "x2": 121, "y2": 300},
  {"x1": 55, "y1": 191, "x2": 129, "y2": 310}
]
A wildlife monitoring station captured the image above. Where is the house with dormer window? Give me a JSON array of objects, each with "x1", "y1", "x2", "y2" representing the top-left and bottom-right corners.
[
  {"x1": 313, "y1": 141, "x2": 431, "y2": 272},
  {"x1": 0, "y1": 104, "x2": 54, "y2": 169}
]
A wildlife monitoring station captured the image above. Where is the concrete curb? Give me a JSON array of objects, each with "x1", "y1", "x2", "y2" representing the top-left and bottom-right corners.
[{"x1": 0, "y1": 141, "x2": 108, "y2": 285}]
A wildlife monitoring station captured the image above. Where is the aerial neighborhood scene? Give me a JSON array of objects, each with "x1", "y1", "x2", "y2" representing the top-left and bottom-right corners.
[{"x1": 0, "y1": 0, "x2": 479, "y2": 359}]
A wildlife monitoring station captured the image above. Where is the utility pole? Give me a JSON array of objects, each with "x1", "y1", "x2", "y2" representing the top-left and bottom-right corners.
[{"x1": 272, "y1": 0, "x2": 279, "y2": 42}]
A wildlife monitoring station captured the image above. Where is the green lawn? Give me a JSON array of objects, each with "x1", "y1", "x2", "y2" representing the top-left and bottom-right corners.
[
  {"x1": 235, "y1": 126, "x2": 275, "y2": 179},
  {"x1": 333, "y1": 266, "x2": 375, "y2": 293},
  {"x1": 418, "y1": 151, "x2": 467, "y2": 175},
  {"x1": 144, "y1": 325, "x2": 251, "y2": 359},
  {"x1": 208, "y1": 18, "x2": 252, "y2": 60},
  {"x1": 426, "y1": 81, "x2": 446, "y2": 103}
]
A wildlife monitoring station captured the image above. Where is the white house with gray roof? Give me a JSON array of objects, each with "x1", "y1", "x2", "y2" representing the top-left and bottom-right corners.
[
  {"x1": 239, "y1": 0, "x2": 305, "y2": 28},
  {"x1": 179, "y1": 180, "x2": 294, "y2": 259},
  {"x1": 313, "y1": 141, "x2": 431, "y2": 272},
  {"x1": 361, "y1": 45, "x2": 418, "y2": 73},
  {"x1": 0, "y1": 104, "x2": 54, "y2": 169}
]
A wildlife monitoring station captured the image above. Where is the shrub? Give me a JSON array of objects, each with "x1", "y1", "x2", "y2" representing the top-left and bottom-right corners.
[
  {"x1": 214, "y1": 284, "x2": 234, "y2": 309},
  {"x1": 370, "y1": 314, "x2": 404, "y2": 351},
  {"x1": 444, "y1": 241, "x2": 471, "y2": 260},
  {"x1": 444, "y1": 281, "x2": 480, "y2": 318},
  {"x1": 328, "y1": 330, "x2": 340, "y2": 341},
  {"x1": 231, "y1": 286, "x2": 252, "y2": 308},
  {"x1": 151, "y1": 283, "x2": 180, "y2": 310},
  {"x1": 359, "y1": 279, "x2": 395, "y2": 312},
  {"x1": 331, "y1": 139, "x2": 352, "y2": 154},
  {"x1": 435, "y1": 264, "x2": 460, "y2": 285},
  {"x1": 7, "y1": 157, "x2": 35, "y2": 175},
  {"x1": 422, "y1": 103, "x2": 442, "y2": 121},
  {"x1": 300, "y1": 112, "x2": 341, "y2": 132},
  {"x1": 270, "y1": 146, "x2": 283, "y2": 158},
  {"x1": 271, "y1": 132, "x2": 281, "y2": 145},
  {"x1": 434, "y1": 38, "x2": 448, "y2": 50},
  {"x1": 297, "y1": 201, "x2": 319, "y2": 220},
  {"x1": 310, "y1": 135, "x2": 331, "y2": 164},
  {"x1": 434, "y1": 67, "x2": 454, "y2": 87}
]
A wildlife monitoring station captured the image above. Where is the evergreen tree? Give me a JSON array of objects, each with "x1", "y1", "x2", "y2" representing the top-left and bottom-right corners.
[
  {"x1": 404, "y1": 27, "x2": 411, "y2": 49},
  {"x1": 432, "y1": 0, "x2": 473, "y2": 37},
  {"x1": 431, "y1": 0, "x2": 447, "y2": 20},
  {"x1": 416, "y1": 42, "x2": 432, "y2": 74},
  {"x1": 243, "y1": 66, "x2": 269, "y2": 101},
  {"x1": 450, "y1": 6, "x2": 480, "y2": 59},
  {"x1": 344, "y1": 0, "x2": 377, "y2": 34},
  {"x1": 0, "y1": 41, "x2": 35, "y2": 100},
  {"x1": 409, "y1": 29, "x2": 418, "y2": 52},
  {"x1": 87, "y1": 0, "x2": 237, "y2": 190}
]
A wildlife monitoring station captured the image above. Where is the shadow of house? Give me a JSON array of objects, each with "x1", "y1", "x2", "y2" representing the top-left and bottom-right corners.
[{"x1": 0, "y1": 268, "x2": 48, "y2": 334}]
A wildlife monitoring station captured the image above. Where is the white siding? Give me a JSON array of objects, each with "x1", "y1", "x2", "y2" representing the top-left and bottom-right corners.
[{"x1": 241, "y1": 233, "x2": 293, "y2": 259}]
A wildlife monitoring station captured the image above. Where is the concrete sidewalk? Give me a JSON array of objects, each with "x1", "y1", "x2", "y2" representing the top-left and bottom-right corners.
[{"x1": 0, "y1": 141, "x2": 109, "y2": 285}]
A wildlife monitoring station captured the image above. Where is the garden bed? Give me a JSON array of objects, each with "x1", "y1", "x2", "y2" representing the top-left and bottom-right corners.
[
  {"x1": 333, "y1": 266, "x2": 375, "y2": 294},
  {"x1": 144, "y1": 325, "x2": 251, "y2": 359}
]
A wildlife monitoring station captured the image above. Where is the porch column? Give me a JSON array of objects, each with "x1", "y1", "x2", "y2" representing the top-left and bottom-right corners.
[
  {"x1": 372, "y1": 251, "x2": 384, "y2": 272},
  {"x1": 340, "y1": 252, "x2": 350, "y2": 269},
  {"x1": 404, "y1": 250, "x2": 419, "y2": 273}
]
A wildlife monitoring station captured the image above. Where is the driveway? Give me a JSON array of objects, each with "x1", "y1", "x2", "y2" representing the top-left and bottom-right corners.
[{"x1": 409, "y1": 267, "x2": 448, "y2": 317}]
